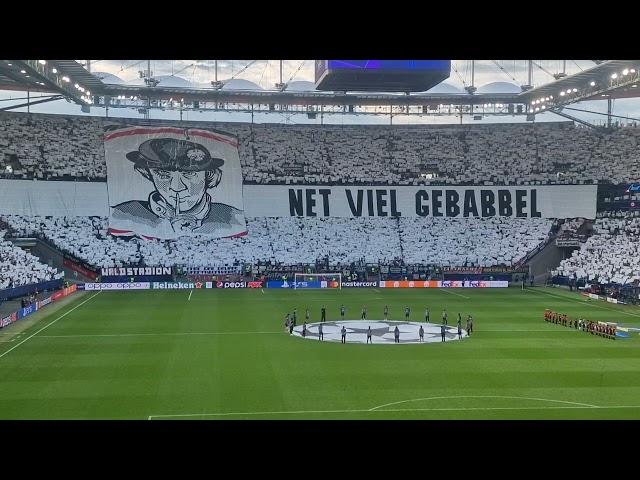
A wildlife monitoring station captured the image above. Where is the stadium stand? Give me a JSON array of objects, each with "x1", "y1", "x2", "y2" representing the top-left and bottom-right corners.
[
  {"x1": 399, "y1": 217, "x2": 552, "y2": 267},
  {"x1": 0, "y1": 230, "x2": 63, "y2": 289},
  {"x1": 553, "y1": 211, "x2": 640, "y2": 285},
  {"x1": 2, "y1": 215, "x2": 552, "y2": 270},
  {"x1": 1, "y1": 112, "x2": 640, "y2": 185}
]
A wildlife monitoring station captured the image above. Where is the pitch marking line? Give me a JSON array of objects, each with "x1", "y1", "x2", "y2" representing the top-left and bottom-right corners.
[
  {"x1": 188, "y1": 290, "x2": 193, "y2": 301},
  {"x1": 439, "y1": 289, "x2": 471, "y2": 300},
  {"x1": 0, "y1": 291, "x2": 102, "y2": 360},
  {"x1": 148, "y1": 404, "x2": 640, "y2": 419},
  {"x1": 368, "y1": 395, "x2": 597, "y2": 411},
  {"x1": 148, "y1": 395, "x2": 603, "y2": 419},
  {"x1": 526, "y1": 288, "x2": 640, "y2": 318},
  {"x1": 37, "y1": 331, "x2": 283, "y2": 338}
]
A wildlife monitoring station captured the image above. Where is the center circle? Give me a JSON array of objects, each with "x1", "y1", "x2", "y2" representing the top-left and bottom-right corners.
[{"x1": 292, "y1": 320, "x2": 467, "y2": 344}]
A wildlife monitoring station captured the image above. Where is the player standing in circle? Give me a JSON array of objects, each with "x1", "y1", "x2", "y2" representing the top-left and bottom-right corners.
[
  {"x1": 302, "y1": 321, "x2": 307, "y2": 338},
  {"x1": 468, "y1": 315, "x2": 473, "y2": 334},
  {"x1": 457, "y1": 317, "x2": 462, "y2": 339},
  {"x1": 318, "y1": 322, "x2": 324, "y2": 341},
  {"x1": 404, "y1": 306, "x2": 410, "y2": 321},
  {"x1": 367, "y1": 326, "x2": 373, "y2": 344},
  {"x1": 284, "y1": 313, "x2": 290, "y2": 332},
  {"x1": 361, "y1": 305, "x2": 367, "y2": 320},
  {"x1": 425, "y1": 307, "x2": 430, "y2": 323},
  {"x1": 305, "y1": 307, "x2": 310, "y2": 323},
  {"x1": 340, "y1": 304, "x2": 346, "y2": 320},
  {"x1": 293, "y1": 308, "x2": 297, "y2": 327},
  {"x1": 442, "y1": 309, "x2": 448, "y2": 325},
  {"x1": 384, "y1": 305, "x2": 389, "y2": 320},
  {"x1": 341, "y1": 325, "x2": 347, "y2": 344},
  {"x1": 394, "y1": 325, "x2": 400, "y2": 344},
  {"x1": 466, "y1": 315, "x2": 471, "y2": 336},
  {"x1": 321, "y1": 305, "x2": 326, "y2": 323},
  {"x1": 289, "y1": 319, "x2": 294, "y2": 335},
  {"x1": 457, "y1": 312, "x2": 462, "y2": 326},
  {"x1": 419, "y1": 324, "x2": 424, "y2": 342},
  {"x1": 441, "y1": 323, "x2": 446, "y2": 342}
]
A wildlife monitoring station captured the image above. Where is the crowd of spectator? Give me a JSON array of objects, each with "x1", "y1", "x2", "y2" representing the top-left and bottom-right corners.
[
  {"x1": 1, "y1": 215, "x2": 552, "y2": 270},
  {"x1": 0, "y1": 230, "x2": 63, "y2": 290},
  {"x1": 553, "y1": 211, "x2": 640, "y2": 285},
  {"x1": 1, "y1": 112, "x2": 639, "y2": 185}
]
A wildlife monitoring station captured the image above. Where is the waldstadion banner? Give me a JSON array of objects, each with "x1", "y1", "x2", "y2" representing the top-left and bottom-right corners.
[
  {"x1": 243, "y1": 185, "x2": 597, "y2": 219},
  {"x1": 101, "y1": 267, "x2": 173, "y2": 277}
]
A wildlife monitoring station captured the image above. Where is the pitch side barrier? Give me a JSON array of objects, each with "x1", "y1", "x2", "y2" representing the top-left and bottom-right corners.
[
  {"x1": 265, "y1": 280, "x2": 508, "y2": 288},
  {"x1": 0, "y1": 284, "x2": 77, "y2": 330},
  {"x1": 78, "y1": 280, "x2": 264, "y2": 290}
]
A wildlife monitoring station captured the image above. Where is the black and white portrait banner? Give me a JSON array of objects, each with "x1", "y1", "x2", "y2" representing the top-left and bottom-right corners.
[{"x1": 105, "y1": 126, "x2": 246, "y2": 239}]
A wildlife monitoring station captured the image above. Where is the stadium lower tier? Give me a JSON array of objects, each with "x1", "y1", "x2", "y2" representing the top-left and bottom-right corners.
[
  {"x1": 0, "y1": 230, "x2": 63, "y2": 290},
  {"x1": 554, "y1": 211, "x2": 640, "y2": 285},
  {"x1": 1, "y1": 215, "x2": 552, "y2": 269}
]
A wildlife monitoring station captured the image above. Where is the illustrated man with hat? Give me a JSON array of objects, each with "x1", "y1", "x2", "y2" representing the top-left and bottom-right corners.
[{"x1": 111, "y1": 137, "x2": 244, "y2": 236}]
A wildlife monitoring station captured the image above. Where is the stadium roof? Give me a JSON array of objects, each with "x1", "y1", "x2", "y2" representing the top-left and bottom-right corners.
[{"x1": 1, "y1": 60, "x2": 639, "y2": 123}]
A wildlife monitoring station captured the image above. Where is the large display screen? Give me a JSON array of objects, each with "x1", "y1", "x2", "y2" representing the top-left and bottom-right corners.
[{"x1": 327, "y1": 60, "x2": 451, "y2": 71}]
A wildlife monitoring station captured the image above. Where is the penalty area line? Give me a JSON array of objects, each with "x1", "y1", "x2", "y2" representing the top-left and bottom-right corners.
[{"x1": 188, "y1": 290, "x2": 193, "y2": 301}]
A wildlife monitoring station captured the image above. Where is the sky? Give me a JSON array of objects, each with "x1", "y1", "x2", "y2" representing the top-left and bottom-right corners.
[{"x1": 1, "y1": 60, "x2": 639, "y2": 126}]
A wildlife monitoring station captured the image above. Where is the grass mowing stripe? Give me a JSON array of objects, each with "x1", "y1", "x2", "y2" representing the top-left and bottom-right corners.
[
  {"x1": 36, "y1": 331, "x2": 284, "y2": 338},
  {"x1": 439, "y1": 289, "x2": 471, "y2": 299},
  {"x1": 0, "y1": 291, "x2": 102, "y2": 360},
  {"x1": 526, "y1": 287, "x2": 640, "y2": 317}
]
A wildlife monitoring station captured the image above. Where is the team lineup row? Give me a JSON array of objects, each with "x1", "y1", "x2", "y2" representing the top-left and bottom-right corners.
[{"x1": 283, "y1": 305, "x2": 476, "y2": 338}]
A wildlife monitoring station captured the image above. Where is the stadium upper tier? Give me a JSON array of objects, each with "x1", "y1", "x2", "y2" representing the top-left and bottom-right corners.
[
  {"x1": 0, "y1": 230, "x2": 63, "y2": 290},
  {"x1": 554, "y1": 211, "x2": 640, "y2": 285},
  {"x1": 0, "y1": 112, "x2": 638, "y2": 185},
  {"x1": 1, "y1": 216, "x2": 552, "y2": 269}
]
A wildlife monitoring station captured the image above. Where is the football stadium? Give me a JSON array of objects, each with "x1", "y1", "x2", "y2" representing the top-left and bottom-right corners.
[{"x1": 1, "y1": 60, "x2": 640, "y2": 420}]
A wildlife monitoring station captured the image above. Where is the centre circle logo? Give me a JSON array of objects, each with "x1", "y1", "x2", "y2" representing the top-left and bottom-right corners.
[{"x1": 292, "y1": 320, "x2": 467, "y2": 345}]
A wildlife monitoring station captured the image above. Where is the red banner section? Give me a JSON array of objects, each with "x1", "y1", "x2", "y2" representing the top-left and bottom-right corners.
[
  {"x1": 52, "y1": 284, "x2": 77, "y2": 301},
  {"x1": 63, "y1": 258, "x2": 98, "y2": 280}
]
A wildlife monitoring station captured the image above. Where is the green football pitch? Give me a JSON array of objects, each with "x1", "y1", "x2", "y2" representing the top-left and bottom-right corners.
[{"x1": 1, "y1": 286, "x2": 639, "y2": 420}]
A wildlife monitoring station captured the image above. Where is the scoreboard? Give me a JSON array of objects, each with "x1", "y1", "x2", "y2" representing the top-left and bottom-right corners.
[{"x1": 315, "y1": 60, "x2": 451, "y2": 92}]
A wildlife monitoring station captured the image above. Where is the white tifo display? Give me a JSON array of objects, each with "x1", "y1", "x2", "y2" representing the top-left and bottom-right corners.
[{"x1": 293, "y1": 273, "x2": 342, "y2": 289}]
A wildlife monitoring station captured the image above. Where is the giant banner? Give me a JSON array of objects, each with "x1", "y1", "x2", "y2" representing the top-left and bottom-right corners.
[
  {"x1": 0, "y1": 181, "x2": 597, "y2": 219},
  {"x1": 104, "y1": 126, "x2": 247, "y2": 239},
  {"x1": 243, "y1": 185, "x2": 597, "y2": 219}
]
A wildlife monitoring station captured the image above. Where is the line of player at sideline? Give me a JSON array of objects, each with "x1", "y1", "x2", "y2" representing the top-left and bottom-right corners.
[{"x1": 283, "y1": 305, "x2": 475, "y2": 342}]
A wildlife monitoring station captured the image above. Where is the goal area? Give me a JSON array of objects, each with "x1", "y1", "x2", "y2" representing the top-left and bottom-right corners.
[{"x1": 293, "y1": 273, "x2": 342, "y2": 290}]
